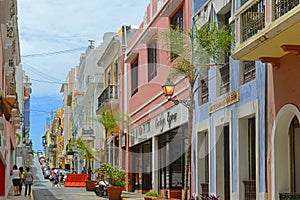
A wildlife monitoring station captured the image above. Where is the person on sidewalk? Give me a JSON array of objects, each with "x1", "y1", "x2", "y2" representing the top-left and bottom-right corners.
[
  {"x1": 10, "y1": 165, "x2": 21, "y2": 196},
  {"x1": 24, "y1": 167, "x2": 33, "y2": 196},
  {"x1": 19, "y1": 166, "x2": 25, "y2": 195}
]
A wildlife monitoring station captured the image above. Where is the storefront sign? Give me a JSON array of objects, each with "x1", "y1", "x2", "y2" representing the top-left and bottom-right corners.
[
  {"x1": 129, "y1": 104, "x2": 188, "y2": 147},
  {"x1": 155, "y1": 111, "x2": 177, "y2": 132},
  {"x1": 130, "y1": 121, "x2": 150, "y2": 146},
  {"x1": 209, "y1": 91, "x2": 239, "y2": 113}
]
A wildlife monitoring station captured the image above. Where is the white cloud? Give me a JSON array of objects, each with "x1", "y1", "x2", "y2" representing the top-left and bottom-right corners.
[
  {"x1": 18, "y1": 0, "x2": 150, "y2": 96},
  {"x1": 17, "y1": 0, "x2": 150, "y2": 150}
]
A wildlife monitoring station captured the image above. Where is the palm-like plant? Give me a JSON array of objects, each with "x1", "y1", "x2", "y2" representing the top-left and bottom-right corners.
[
  {"x1": 69, "y1": 136, "x2": 96, "y2": 169},
  {"x1": 91, "y1": 110, "x2": 130, "y2": 162},
  {"x1": 158, "y1": 22, "x2": 233, "y2": 200}
]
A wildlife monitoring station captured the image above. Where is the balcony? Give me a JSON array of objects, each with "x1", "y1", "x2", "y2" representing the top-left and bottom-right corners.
[
  {"x1": 233, "y1": 0, "x2": 300, "y2": 60},
  {"x1": 97, "y1": 85, "x2": 119, "y2": 111}
]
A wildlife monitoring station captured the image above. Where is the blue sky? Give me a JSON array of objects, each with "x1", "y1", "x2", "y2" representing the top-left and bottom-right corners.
[{"x1": 17, "y1": 0, "x2": 150, "y2": 151}]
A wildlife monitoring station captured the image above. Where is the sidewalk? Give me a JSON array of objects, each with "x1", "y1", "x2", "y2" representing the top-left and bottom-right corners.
[
  {"x1": 7, "y1": 185, "x2": 144, "y2": 200},
  {"x1": 6, "y1": 186, "x2": 33, "y2": 200}
]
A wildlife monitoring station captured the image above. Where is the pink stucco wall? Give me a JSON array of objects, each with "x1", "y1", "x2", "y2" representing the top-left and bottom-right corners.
[{"x1": 267, "y1": 53, "x2": 300, "y2": 200}]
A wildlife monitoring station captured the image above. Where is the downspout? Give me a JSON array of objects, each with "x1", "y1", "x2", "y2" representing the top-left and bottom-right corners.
[{"x1": 123, "y1": 25, "x2": 130, "y2": 191}]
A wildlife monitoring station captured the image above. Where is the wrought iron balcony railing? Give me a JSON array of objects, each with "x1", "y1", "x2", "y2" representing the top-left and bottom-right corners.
[
  {"x1": 241, "y1": 0, "x2": 266, "y2": 42},
  {"x1": 243, "y1": 61, "x2": 256, "y2": 84},
  {"x1": 98, "y1": 85, "x2": 118, "y2": 108},
  {"x1": 239, "y1": 0, "x2": 299, "y2": 43},
  {"x1": 274, "y1": 0, "x2": 299, "y2": 19}
]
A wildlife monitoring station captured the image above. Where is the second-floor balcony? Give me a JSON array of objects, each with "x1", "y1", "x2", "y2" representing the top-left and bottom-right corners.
[
  {"x1": 233, "y1": 0, "x2": 300, "y2": 60},
  {"x1": 97, "y1": 85, "x2": 119, "y2": 111}
]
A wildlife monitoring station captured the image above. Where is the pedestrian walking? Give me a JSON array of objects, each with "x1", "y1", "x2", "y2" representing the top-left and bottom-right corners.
[
  {"x1": 24, "y1": 167, "x2": 33, "y2": 196},
  {"x1": 19, "y1": 166, "x2": 25, "y2": 195},
  {"x1": 71, "y1": 167, "x2": 77, "y2": 174},
  {"x1": 10, "y1": 165, "x2": 21, "y2": 196},
  {"x1": 82, "y1": 166, "x2": 87, "y2": 174}
]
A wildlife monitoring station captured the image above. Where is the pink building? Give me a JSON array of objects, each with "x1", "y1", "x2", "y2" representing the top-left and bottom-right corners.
[
  {"x1": 0, "y1": 0, "x2": 22, "y2": 198},
  {"x1": 121, "y1": 0, "x2": 192, "y2": 198}
]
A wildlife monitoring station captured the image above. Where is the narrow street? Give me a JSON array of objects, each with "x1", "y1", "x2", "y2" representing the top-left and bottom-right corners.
[{"x1": 8, "y1": 155, "x2": 144, "y2": 200}]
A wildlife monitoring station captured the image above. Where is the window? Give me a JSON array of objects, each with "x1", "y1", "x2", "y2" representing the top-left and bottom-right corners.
[
  {"x1": 107, "y1": 68, "x2": 112, "y2": 86},
  {"x1": 242, "y1": 61, "x2": 256, "y2": 84},
  {"x1": 170, "y1": 7, "x2": 183, "y2": 30},
  {"x1": 198, "y1": 77, "x2": 209, "y2": 105},
  {"x1": 220, "y1": 63, "x2": 230, "y2": 95},
  {"x1": 248, "y1": 117, "x2": 256, "y2": 180},
  {"x1": 170, "y1": 7, "x2": 183, "y2": 61},
  {"x1": 148, "y1": 41, "x2": 157, "y2": 81},
  {"x1": 131, "y1": 59, "x2": 138, "y2": 96},
  {"x1": 114, "y1": 60, "x2": 118, "y2": 85}
]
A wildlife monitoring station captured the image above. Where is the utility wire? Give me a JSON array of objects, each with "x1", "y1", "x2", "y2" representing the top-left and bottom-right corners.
[
  {"x1": 23, "y1": 62, "x2": 64, "y2": 82},
  {"x1": 21, "y1": 47, "x2": 86, "y2": 58},
  {"x1": 30, "y1": 78, "x2": 64, "y2": 84}
]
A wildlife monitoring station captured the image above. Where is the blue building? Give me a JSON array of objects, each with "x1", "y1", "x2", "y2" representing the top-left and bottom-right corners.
[{"x1": 192, "y1": 1, "x2": 267, "y2": 199}]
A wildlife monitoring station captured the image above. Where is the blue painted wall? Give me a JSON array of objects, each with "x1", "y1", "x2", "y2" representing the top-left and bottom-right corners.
[
  {"x1": 193, "y1": 61, "x2": 267, "y2": 194},
  {"x1": 193, "y1": 0, "x2": 208, "y2": 14},
  {"x1": 23, "y1": 87, "x2": 31, "y2": 137}
]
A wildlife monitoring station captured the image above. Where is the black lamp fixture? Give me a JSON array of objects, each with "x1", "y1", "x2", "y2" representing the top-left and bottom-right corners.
[{"x1": 162, "y1": 78, "x2": 190, "y2": 108}]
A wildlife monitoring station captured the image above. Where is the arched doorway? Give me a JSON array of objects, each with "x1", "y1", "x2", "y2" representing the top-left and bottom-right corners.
[{"x1": 272, "y1": 104, "x2": 300, "y2": 200}]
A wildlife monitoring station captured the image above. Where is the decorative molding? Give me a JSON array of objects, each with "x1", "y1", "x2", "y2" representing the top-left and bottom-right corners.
[
  {"x1": 259, "y1": 57, "x2": 280, "y2": 68},
  {"x1": 281, "y1": 45, "x2": 300, "y2": 57}
]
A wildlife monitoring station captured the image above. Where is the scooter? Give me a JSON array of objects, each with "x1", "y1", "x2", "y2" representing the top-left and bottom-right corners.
[{"x1": 94, "y1": 180, "x2": 109, "y2": 197}]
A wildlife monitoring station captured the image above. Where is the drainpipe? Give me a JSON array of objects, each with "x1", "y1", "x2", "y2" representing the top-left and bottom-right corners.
[{"x1": 123, "y1": 25, "x2": 130, "y2": 191}]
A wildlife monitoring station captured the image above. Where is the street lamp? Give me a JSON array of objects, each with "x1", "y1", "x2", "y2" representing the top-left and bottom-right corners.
[
  {"x1": 162, "y1": 78, "x2": 194, "y2": 200},
  {"x1": 162, "y1": 79, "x2": 190, "y2": 108}
]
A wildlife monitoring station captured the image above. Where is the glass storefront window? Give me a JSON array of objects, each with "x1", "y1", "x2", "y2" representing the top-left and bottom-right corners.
[{"x1": 158, "y1": 129, "x2": 185, "y2": 190}]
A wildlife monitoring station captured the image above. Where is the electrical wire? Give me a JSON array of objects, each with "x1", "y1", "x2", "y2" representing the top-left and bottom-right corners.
[
  {"x1": 22, "y1": 62, "x2": 65, "y2": 82},
  {"x1": 21, "y1": 47, "x2": 86, "y2": 58},
  {"x1": 30, "y1": 78, "x2": 64, "y2": 84}
]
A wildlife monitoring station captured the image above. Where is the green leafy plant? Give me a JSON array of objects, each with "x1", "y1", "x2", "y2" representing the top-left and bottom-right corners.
[
  {"x1": 99, "y1": 163, "x2": 126, "y2": 187},
  {"x1": 157, "y1": 22, "x2": 233, "y2": 200},
  {"x1": 145, "y1": 191, "x2": 160, "y2": 197}
]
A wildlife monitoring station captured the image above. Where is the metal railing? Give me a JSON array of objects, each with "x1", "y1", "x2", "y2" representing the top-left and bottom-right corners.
[
  {"x1": 241, "y1": 0, "x2": 266, "y2": 42},
  {"x1": 98, "y1": 85, "x2": 118, "y2": 108},
  {"x1": 243, "y1": 61, "x2": 256, "y2": 83},
  {"x1": 274, "y1": 0, "x2": 299, "y2": 19},
  {"x1": 220, "y1": 64, "x2": 230, "y2": 95}
]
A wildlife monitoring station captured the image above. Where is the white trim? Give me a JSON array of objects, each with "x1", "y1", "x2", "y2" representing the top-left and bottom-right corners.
[
  {"x1": 213, "y1": 110, "x2": 231, "y2": 198},
  {"x1": 195, "y1": 118, "x2": 210, "y2": 196},
  {"x1": 271, "y1": 104, "x2": 300, "y2": 200}
]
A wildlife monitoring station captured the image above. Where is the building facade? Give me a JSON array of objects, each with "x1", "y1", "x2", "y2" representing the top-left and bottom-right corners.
[
  {"x1": 122, "y1": 0, "x2": 192, "y2": 198},
  {"x1": 192, "y1": 0, "x2": 268, "y2": 199},
  {"x1": 232, "y1": 0, "x2": 300, "y2": 199},
  {"x1": 0, "y1": 0, "x2": 25, "y2": 198}
]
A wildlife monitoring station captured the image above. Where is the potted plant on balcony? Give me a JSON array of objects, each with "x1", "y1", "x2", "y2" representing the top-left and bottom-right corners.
[{"x1": 99, "y1": 163, "x2": 126, "y2": 200}]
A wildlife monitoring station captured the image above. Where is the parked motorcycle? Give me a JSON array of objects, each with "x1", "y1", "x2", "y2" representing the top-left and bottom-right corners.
[{"x1": 94, "y1": 180, "x2": 109, "y2": 197}]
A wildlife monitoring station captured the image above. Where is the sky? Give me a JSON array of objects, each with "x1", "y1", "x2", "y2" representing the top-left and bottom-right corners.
[{"x1": 17, "y1": 0, "x2": 150, "y2": 151}]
